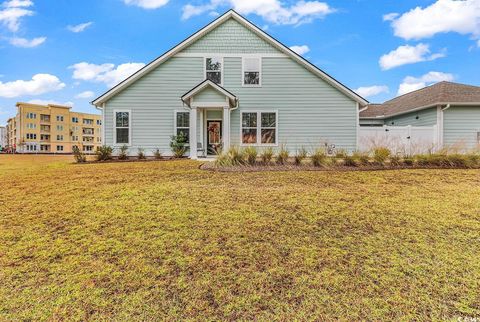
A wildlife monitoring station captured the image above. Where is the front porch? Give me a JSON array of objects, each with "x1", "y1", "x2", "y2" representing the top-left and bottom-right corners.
[{"x1": 181, "y1": 80, "x2": 237, "y2": 159}]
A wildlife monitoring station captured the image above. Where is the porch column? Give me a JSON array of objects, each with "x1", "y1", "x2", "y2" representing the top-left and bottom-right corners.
[
  {"x1": 189, "y1": 107, "x2": 197, "y2": 159},
  {"x1": 222, "y1": 106, "x2": 230, "y2": 151}
]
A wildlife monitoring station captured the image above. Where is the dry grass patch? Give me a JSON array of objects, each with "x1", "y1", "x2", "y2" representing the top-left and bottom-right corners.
[{"x1": 1, "y1": 155, "x2": 480, "y2": 320}]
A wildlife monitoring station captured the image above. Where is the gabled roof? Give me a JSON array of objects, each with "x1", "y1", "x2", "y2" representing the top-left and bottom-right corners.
[
  {"x1": 360, "y1": 81, "x2": 480, "y2": 119},
  {"x1": 92, "y1": 10, "x2": 368, "y2": 107},
  {"x1": 181, "y1": 80, "x2": 237, "y2": 107}
]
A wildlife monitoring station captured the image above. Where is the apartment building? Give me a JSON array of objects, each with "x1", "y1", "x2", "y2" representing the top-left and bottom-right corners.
[{"x1": 6, "y1": 102, "x2": 102, "y2": 153}]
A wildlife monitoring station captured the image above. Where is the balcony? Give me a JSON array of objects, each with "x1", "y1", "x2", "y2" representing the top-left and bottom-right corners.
[{"x1": 40, "y1": 115, "x2": 51, "y2": 123}]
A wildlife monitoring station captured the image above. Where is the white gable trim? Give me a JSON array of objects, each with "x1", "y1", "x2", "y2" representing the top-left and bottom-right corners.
[
  {"x1": 92, "y1": 10, "x2": 368, "y2": 107},
  {"x1": 182, "y1": 80, "x2": 237, "y2": 108}
]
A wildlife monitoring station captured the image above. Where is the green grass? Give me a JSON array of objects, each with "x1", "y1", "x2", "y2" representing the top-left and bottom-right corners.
[{"x1": 1, "y1": 155, "x2": 480, "y2": 320}]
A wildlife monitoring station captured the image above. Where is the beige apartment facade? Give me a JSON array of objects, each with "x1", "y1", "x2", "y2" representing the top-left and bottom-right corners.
[{"x1": 6, "y1": 102, "x2": 102, "y2": 154}]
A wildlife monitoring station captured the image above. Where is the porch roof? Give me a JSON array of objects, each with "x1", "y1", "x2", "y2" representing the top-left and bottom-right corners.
[{"x1": 181, "y1": 80, "x2": 238, "y2": 108}]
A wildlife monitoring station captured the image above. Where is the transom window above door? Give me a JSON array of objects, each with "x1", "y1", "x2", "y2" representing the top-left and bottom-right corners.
[{"x1": 205, "y1": 57, "x2": 222, "y2": 85}]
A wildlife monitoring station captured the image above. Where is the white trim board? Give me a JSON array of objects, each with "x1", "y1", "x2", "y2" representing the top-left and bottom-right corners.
[
  {"x1": 113, "y1": 109, "x2": 132, "y2": 146},
  {"x1": 92, "y1": 10, "x2": 368, "y2": 107}
]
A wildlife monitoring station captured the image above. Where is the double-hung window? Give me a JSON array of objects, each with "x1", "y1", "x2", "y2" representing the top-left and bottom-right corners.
[
  {"x1": 241, "y1": 111, "x2": 277, "y2": 145},
  {"x1": 175, "y1": 111, "x2": 190, "y2": 143},
  {"x1": 243, "y1": 57, "x2": 261, "y2": 86},
  {"x1": 115, "y1": 111, "x2": 131, "y2": 145},
  {"x1": 205, "y1": 57, "x2": 222, "y2": 85}
]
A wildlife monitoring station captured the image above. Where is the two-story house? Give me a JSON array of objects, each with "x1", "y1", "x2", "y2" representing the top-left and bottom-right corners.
[{"x1": 92, "y1": 10, "x2": 368, "y2": 158}]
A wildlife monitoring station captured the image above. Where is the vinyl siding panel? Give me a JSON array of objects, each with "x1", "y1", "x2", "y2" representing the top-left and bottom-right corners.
[
  {"x1": 193, "y1": 87, "x2": 227, "y2": 103},
  {"x1": 384, "y1": 107, "x2": 437, "y2": 126},
  {"x1": 182, "y1": 19, "x2": 278, "y2": 54},
  {"x1": 443, "y1": 106, "x2": 480, "y2": 149}
]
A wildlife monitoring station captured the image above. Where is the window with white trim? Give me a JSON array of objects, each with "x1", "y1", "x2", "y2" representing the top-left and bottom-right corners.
[
  {"x1": 241, "y1": 111, "x2": 277, "y2": 145},
  {"x1": 205, "y1": 57, "x2": 222, "y2": 85},
  {"x1": 243, "y1": 57, "x2": 261, "y2": 86},
  {"x1": 175, "y1": 111, "x2": 189, "y2": 143},
  {"x1": 115, "y1": 111, "x2": 130, "y2": 144}
]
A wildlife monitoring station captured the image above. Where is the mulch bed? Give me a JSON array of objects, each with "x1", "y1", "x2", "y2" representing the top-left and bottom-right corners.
[
  {"x1": 200, "y1": 162, "x2": 480, "y2": 172},
  {"x1": 75, "y1": 156, "x2": 183, "y2": 164}
]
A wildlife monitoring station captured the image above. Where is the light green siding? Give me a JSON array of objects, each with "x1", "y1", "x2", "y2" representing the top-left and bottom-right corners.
[
  {"x1": 182, "y1": 19, "x2": 278, "y2": 54},
  {"x1": 443, "y1": 106, "x2": 480, "y2": 149},
  {"x1": 104, "y1": 17, "x2": 358, "y2": 155},
  {"x1": 206, "y1": 110, "x2": 222, "y2": 119},
  {"x1": 193, "y1": 86, "x2": 226, "y2": 103},
  {"x1": 360, "y1": 119, "x2": 384, "y2": 126},
  {"x1": 384, "y1": 107, "x2": 437, "y2": 126}
]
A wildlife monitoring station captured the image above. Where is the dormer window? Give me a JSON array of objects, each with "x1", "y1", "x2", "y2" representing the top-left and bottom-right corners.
[{"x1": 205, "y1": 57, "x2": 222, "y2": 85}]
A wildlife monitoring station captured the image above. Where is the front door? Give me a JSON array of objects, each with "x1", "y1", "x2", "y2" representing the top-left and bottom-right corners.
[{"x1": 207, "y1": 120, "x2": 222, "y2": 155}]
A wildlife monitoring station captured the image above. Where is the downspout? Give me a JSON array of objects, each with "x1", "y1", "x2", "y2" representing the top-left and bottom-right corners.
[{"x1": 438, "y1": 104, "x2": 450, "y2": 149}]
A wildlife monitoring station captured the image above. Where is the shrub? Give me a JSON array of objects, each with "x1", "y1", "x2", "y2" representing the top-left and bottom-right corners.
[
  {"x1": 95, "y1": 145, "x2": 113, "y2": 161},
  {"x1": 373, "y1": 147, "x2": 391, "y2": 165},
  {"x1": 334, "y1": 149, "x2": 347, "y2": 160},
  {"x1": 276, "y1": 145, "x2": 289, "y2": 165},
  {"x1": 227, "y1": 146, "x2": 245, "y2": 166},
  {"x1": 72, "y1": 146, "x2": 86, "y2": 163},
  {"x1": 311, "y1": 148, "x2": 327, "y2": 167},
  {"x1": 118, "y1": 145, "x2": 129, "y2": 160},
  {"x1": 260, "y1": 147, "x2": 274, "y2": 164},
  {"x1": 352, "y1": 151, "x2": 370, "y2": 166},
  {"x1": 416, "y1": 153, "x2": 448, "y2": 167},
  {"x1": 137, "y1": 148, "x2": 146, "y2": 160},
  {"x1": 244, "y1": 146, "x2": 258, "y2": 166},
  {"x1": 153, "y1": 149, "x2": 162, "y2": 160},
  {"x1": 294, "y1": 147, "x2": 308, "y2": 165},
  {"x1": 170, "y1": 133, "x2": 188, "y2": 158},
  {"x1": 465, "y1": 153, "x2": 480, "y2": 168}
]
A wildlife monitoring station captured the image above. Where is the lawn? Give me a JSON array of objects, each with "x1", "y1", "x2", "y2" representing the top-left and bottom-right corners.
[{"x1": 1, "y1": 155, "x2": 480, "y2": 321}]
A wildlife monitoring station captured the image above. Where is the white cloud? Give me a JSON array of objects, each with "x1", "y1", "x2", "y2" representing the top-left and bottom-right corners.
[
  {"x1": 0, "y1": 0, "x2": 33, "y2": 32},
  {"x1": 9, "y1": 36, "x2": 45, "y2": 47},
  {"x1": 387, "y1": 0, "x2": 480, "y2": 41},
  {"x1": 67, "y1": 21, "x2": 93, "y2": 33},
  {"x1": 182, "y1": 0, "x2": 335, "y2": 25},
  {"x1": 383, "y1": 12, "x2": 398, "y2": 22},
  {"x1": 355, "y1": 85, "x2": 389, "y2": 98},
  {"x1": 379, "y1": 43, "x2": 445, "y2": 70},
  {"x1": 28, "y1": 99, "x2": 73, "y2": 107},
  {"x1": 75, "y1": 91, "x2": 95, "y2": 99},
  {"x1": 397, "y1": 71, "x2": 454, "y2": 96},
  {"x1": 123, "y1": 0, "x2": 169, "y2": 9},
  {"x1": 69, "y1": 62, "x2": 145, "y2": 87},
  {"x1": 289, "y1": 45, "x2": 310, "y2": 55},
  {"x1": 0, "y1": 74, "x2": 65, "y2": 98}
]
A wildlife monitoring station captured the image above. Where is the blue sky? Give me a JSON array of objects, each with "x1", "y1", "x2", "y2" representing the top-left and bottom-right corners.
[{"x1": 0, "y1": 0, "x2": 479, "y2": 124}]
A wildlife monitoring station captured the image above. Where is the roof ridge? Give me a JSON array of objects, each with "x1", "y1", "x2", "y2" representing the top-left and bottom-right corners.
[{"x1": 383, "y1": 82, "x2": 442, "y2": 104}]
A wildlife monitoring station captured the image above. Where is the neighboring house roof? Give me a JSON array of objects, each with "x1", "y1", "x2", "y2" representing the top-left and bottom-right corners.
[
  {"x1": 92, "y1": 10, "x2": 368, "y2": 107},
  {"x1": 360, "y1": 81, "x2": 480, "y2": 119},
  {"x1": 181, "y1": 80, "x2": 237, "y2": 107}
]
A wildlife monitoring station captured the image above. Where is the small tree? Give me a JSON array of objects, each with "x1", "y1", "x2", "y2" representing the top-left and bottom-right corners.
[
  {"x1": 118, "y1": 145, "x2": 129, "y2": 160},
  {"x1": 73, "y1": 146, "x2": 86, "y2": 163},
  {"x1": 170, "y1": 133, "x2": 188, "y2": 158}
]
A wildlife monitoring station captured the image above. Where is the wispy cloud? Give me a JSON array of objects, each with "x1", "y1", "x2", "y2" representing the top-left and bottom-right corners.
[
  {"x1": 75, "y1": 90, "x2": 95, "y2": 99},
  {"x1": 123, "y1": 0, "x2": 169, "y2": 9},
  {"x1": 355, "y1": 85, "x2": 389, "y2": 98},
  {"x1": 289, "y1": 45, "x2": 310, "y2": 55},
  {"x1": 0, "y1": 0, "x2": 34, "y2": 32},
  {"x1": 69, "y1": 62, "x2": 145, "y2": 87},
  {"x1": 379, "y1": 43, "x2": 445, "y2": 70},
  {"x1": 397, "y1": 71, "x2": 454, "y2": 96},
  {"x1": 67, "y1": 21, "x2": 93, "y2": 33},
  {"x1": 0, "y1": 74, "x2": 65, "y2": 98},
  {"x1": 9, "y1": 36, "x2": 45, "y2": 47}
]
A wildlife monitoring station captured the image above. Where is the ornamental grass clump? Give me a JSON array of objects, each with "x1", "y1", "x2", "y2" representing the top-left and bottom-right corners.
[
  {"x1": 153, "y1": 149, "x2": 162, "y2": 160},
  {"x1": 243, "y1": 146, "x2": 258, "y2": 166},
  {"x1": 227, "y1": 146, "x2": 245, "y2": 166},
  {"x1": 215, "y1": 151, "x2": 232, "y2": 167},
  {"x1": 343, "y1": 154, "x2": 357, "y2": 167},
  {"x1": 118, "y1": 145, "x2": 129, "y2": 160},
  {"x1": 137, "y1": 148, "x2": 146, "y2": 160},
  {"x1": 373, "y1": 147, "x2": 391, "y2": 165},
  {"x1": 310, "y1": 148, "x2": 327, "y2": 167},
  {"x1": 352, "y1": 151, "x2": 370, "y2": 166},
  {"x1": 260, "y1": 147, "x2": 274, "y2": 164},
  {"x1": 276, "y1": 145, "x2": 289, "y2": 165},
  {"x1": 95, "y1": 145, "x2": 113, "y2": 161},
  {"x1": 390, "y1": 154, "x2": 401, "y2": 167},
  {"x1": 294, "y1": 147, "x2": 308, "y2": 165}
]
